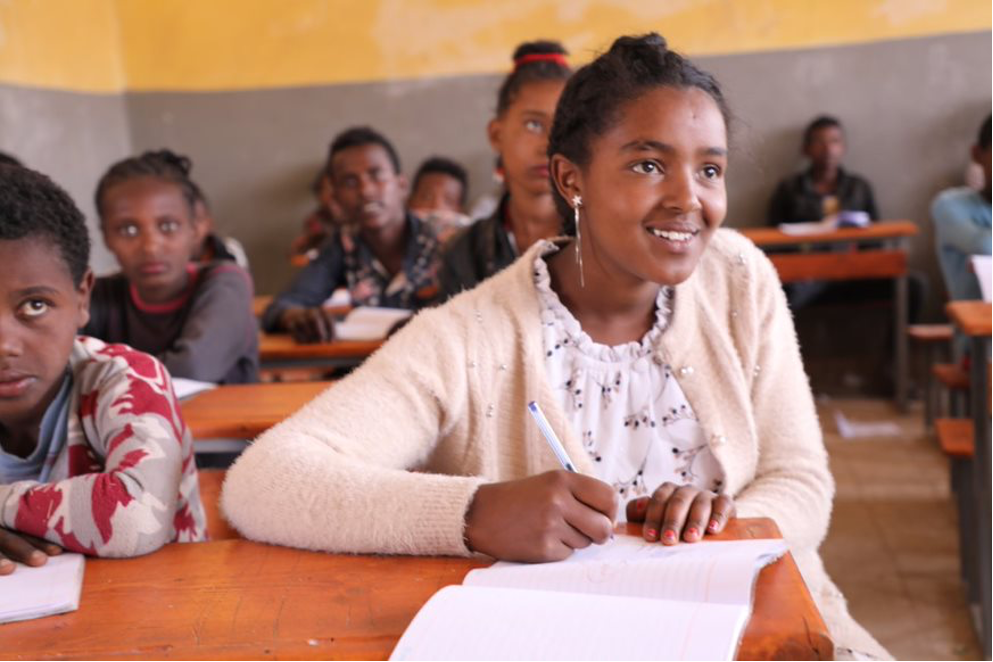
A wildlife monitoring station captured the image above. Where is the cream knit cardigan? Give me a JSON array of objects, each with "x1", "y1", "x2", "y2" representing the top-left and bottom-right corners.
[{"x1": 223, "y1": 229, "x2": 887, "y2": 657}]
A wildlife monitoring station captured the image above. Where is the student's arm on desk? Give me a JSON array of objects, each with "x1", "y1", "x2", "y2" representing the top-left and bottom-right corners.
[
  {"x1": 733, "y1": 250, "x2": 834, "y2": 552},
  {"x1": 222, "y1": 306, "x2": 485, "y2": 556},
  {"x1": 260, "y1": 240, "x2": 347, "y2": 332},
  {"x1": 0, "y1": 355, "x2": 191, "y2": 557}
]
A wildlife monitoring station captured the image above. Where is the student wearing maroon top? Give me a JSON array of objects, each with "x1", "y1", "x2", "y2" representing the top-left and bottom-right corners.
[{"x1": 84, "y1": 150, "x2": 258, "y2": 385}]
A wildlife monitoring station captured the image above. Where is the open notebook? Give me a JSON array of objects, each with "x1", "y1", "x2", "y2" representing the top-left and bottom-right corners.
[
  {"x1": 0, "y1": 553, "x2": 85, "y2": 623},
  {"x1": 390, "y1": 537, "x2": 787, "y2": 661},
  {"x1": 334, "y1": 307, "x2": 412, "y2": 341}
]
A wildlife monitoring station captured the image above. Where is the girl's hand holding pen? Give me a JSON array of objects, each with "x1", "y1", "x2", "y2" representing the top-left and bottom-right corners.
[{"x1": 626, "y1": 483, "x2": 736, "y2": 545}]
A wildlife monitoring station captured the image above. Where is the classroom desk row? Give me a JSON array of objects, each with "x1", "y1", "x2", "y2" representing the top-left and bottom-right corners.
[
  {"x1": 944, "y1": 300, "x2": 992, "y2": 658},
  {"x1": 181, "y1": 380, "x2": 334, "y2": 444},
  {"x1": 739, "y1": 220, "x2": 917, "y2": 411},
  {"x1": 6, "y1": 518, "x2": 833, "y2": 660},
  {"x1": 252, "y1": 221, "x2": 917, "y2": 405}
]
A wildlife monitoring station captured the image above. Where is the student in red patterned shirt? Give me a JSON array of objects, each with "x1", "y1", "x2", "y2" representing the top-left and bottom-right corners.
[{"x1": 0, "y1": 164, "x2": 206, "y2": 574}]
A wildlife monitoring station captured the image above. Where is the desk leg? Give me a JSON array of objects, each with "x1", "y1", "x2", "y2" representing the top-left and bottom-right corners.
[
  {"x1": 894, "y1": 272, "x2": 909, "y2": 412},
  {"x1": 969, "y1": 336, "x2": 991, "y2": 658}
]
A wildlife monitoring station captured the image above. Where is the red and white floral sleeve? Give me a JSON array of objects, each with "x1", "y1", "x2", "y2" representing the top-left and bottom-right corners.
[{"x1": 0, "y1": 338, "x2": 207, "y2": 556}]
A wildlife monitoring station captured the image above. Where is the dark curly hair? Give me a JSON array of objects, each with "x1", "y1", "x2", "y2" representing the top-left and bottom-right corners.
[
  {"x1": 547, "y1": 33, "x2": 731, "y2": 231},
  {"x1": 95, "y1": 149, "x2": 205, "y2": 219},
  {"x1": 0, "y1": 151, "x2": 23, "y2": 168},
  {"x1": 0, "y1": 164, "x2": 91, "y2": 285},
  {"x1": 412, "y1": 156, "x2": 469, "y2": 206},
  {"x1": 978, "y1": 114, "x2": 991, "y2": 151},
  {"x1": 496, "y1": 40, "x2": 571, "y2": 116},
  {"x1": 326, "y1": 126, "x2": 402, "y2": 177},
  {"x1": 802, "y1": 115, "x2": 843, "y2": 148}
]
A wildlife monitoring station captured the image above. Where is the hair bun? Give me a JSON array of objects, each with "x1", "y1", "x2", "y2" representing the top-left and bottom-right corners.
[
  {"x1": 145, "y1": 149, "x2": 193, "y2": 176},
  {"x1": 608, "y1": 33, "x2": 668, "y2": 56}
]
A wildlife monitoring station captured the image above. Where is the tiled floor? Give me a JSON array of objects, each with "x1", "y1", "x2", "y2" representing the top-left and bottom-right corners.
[{"x1": 817, "y1": 398, "x2": 982, "y2": 660}]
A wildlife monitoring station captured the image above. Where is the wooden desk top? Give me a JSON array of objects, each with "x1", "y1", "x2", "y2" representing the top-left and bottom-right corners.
[
  {"x1": 6, "y1": 518, "x2": 832, "y2": 661},
  {"x1": 181, "y1": 381, "x2": 334, "y2": 440},
  {"x1": 946, "y1": 300, "x2": 992, "y2": 337},
  {"x1": 258, "y1": 333, "x2": 382, "y2": 362},
  {"x1": 739, "y1": 219, "x2": 918, "y2": 247},
  {"x1": 251, "y1": 294, "x2": 273, "y2": 318}
]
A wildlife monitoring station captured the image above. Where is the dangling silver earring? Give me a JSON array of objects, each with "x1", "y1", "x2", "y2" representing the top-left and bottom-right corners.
[{"x1": 571, "y1": 195, "x2": 585, "y2": 288}]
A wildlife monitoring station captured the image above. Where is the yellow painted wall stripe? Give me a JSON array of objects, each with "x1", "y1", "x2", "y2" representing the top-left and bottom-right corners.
[
  {"x1": 0, "y1": 0, "x2": 123, "y2": 92},
  {"x1": 1, "y1": 0, "x2": 989, "y2": 93}
]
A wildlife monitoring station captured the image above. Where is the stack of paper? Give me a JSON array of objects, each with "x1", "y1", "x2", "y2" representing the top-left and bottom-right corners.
[{"x1": 335, "y1": 307, "x2": 413, "y2": 341}]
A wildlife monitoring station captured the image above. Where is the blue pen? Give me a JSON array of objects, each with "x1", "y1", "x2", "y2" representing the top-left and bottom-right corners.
[{"x1": 527, "y1": 401, "x2": 578, "y2": 472}]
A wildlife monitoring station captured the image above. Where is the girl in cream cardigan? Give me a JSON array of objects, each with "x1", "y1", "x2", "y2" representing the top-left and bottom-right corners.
[{"x1": 223, "y1": 33, "x2": 888, "y2": 659}]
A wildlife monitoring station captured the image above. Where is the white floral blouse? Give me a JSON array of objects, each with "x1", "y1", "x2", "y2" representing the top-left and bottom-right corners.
[{"x1": 534, "y1": 244, "x2": 725, "y2": 519}]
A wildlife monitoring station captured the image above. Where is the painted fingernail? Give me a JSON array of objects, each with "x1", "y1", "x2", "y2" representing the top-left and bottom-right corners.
[
  {"x1": 686, "y1": 527, "x2": 699, "y2": 539},
  {"x1": 646, "y1": 528, "x2": 658, "y2": 539},
  {"x1": 708, "y1": 519, "x2": 719, "y2": 531},
  {"x1": 663, "y1": 530, "x2": 677, "y2": 542}
]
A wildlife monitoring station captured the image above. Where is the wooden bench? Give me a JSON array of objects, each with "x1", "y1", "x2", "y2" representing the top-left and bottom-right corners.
[{"x1": 935, "y1": 417, "x2": 974, "y2": 458}]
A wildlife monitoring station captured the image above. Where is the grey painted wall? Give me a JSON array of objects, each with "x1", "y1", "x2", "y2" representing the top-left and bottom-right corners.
[
  {"x1": 709, "y1": 30, "x2": 991, "y2": 312},
  {"x1": 3, "y1": 31, "x2": 990, "y2": 317},
  {"x1": 0, "y1": 85, "x2": 132, "y2": 273},
  {"x1": 124, "y1": 75, "x2": 499, "y2": 297}
]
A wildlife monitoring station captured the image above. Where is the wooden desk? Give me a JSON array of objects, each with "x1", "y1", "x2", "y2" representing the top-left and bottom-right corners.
[
  {"x1": 740, "y1": 220, "x2": 918, "y2": 411},
  {"x1": 5, "y1": 518, "x2": 832, "y2": 660},
  {"x1": 181, "y1": 381, "x2": 334, "y2": 440},
  {"x1": 258, "y1": 332, "x2": 382, "y2": 371},
  {"x1": 946, "y1": 300, "x2": 992, "y2": 658},
  {"x1": 740, "y1": 220, "x2": 918, "y2": 249},
  {"x1": 946, "y1": 300, "x2": 992, "y2": 337},
  {"x1": 252, "y1": 294, "x2": 273, "y2": 318},
  {"x1": 197, "y1": 469, "x2": 240, "y2": 541}
]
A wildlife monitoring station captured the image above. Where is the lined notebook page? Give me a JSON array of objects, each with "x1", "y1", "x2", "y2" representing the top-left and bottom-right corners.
[
  {"x1": 464, "y1": 538, "x2": 787, "y2": 606},
  {"x1": 0, "y1": 553, "x2": 85, "y2": 623},
  {"x1": 389, "y1": 585, "x2": 749, "y2": 661}
]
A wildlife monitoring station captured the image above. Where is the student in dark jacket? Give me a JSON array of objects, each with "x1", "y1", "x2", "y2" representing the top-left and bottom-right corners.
[
  {"x1": 768, "y1": 115, "x2": 878, "y2": 226},
  {"x1": 262, "y1": 127, "x2": 440, "y2": 343},
  {"x1": 439, "y1": 41, "x2": 571, "y2": 299}
]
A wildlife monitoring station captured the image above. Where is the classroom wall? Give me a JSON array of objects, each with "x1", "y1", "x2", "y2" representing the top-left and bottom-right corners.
[
  {"x1": 1, "y1": 1, "x2": 990, "y2": 309},
  {"x1": 0, "y1": 0, "x2": 128, "y2": 271}
]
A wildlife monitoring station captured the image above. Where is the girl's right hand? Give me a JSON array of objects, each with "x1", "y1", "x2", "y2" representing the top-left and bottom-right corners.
[
  {"x1": 464, "y1": 470, "x2": 618, "y2": 562},
  {"x1": 281, "y1": 307, "x2": 336, "y2": 343}
]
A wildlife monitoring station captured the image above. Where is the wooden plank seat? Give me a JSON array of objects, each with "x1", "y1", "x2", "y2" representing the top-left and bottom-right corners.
[{"x1": 935, "y1": 418, "x2": 974, "y2": 458}]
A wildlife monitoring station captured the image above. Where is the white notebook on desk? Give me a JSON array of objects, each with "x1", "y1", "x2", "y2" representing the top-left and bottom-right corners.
[
  {"x1": 334, "y1": 307, "x2": 412, "y2": 341},
  {"x1": 390, "y1": 537, "x2": 787, "y2": 661},
  {"x1": 171, "y1": 377, "x2": 217, "y2": 400},
  {"x1": 0, "y1": 553, "x2": 85, "y2": 623},
  {"x1": 971, "y1": 254, "x2": 992, "y2": 303}
]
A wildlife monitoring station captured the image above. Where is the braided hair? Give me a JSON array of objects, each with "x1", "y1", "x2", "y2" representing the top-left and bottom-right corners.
[
  {"x1": 496, "y1": 40, "x2": 571, "y2": 116},
  {"x1": 95, "y1": 149, "x2": 205, "y2": 219}
]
